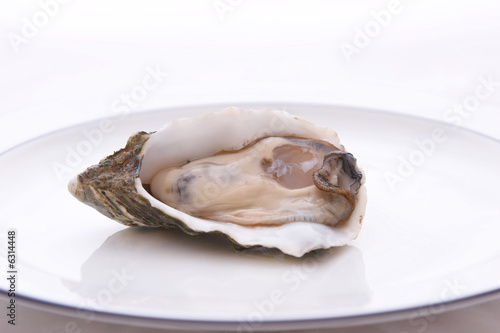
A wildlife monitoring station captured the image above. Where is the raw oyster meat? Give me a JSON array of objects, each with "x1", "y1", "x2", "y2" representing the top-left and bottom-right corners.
[{"x1": 68, "y1": 107, "x2": 367, "y2": 257}]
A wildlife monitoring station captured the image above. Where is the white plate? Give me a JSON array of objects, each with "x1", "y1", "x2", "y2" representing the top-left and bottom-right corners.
[{"x1": 1, "y1": 104, "x2": 500, "y2": 331}]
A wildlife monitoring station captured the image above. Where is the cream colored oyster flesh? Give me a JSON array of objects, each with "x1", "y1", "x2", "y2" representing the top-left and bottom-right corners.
[{"x1": 68, "y1": 107, "x2": 367, "y2": 257}]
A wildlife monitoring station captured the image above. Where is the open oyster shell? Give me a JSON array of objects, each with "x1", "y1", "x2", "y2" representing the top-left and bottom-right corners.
[{"x1": 69, "y1": 107, "x2": 367, "y2": 257}]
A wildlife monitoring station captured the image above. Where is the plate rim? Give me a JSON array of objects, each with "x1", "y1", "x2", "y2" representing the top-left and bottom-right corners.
[{"x1": 4, "y1": 289, "x2": 500, "y2": 331}]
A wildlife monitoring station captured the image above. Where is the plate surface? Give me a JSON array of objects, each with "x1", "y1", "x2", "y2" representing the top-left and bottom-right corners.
[{"x1": 1, "y1": 104, "x2": 500, "y2": 330}]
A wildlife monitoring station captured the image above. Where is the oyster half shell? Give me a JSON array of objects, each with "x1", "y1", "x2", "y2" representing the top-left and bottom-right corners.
[{"x1": 68, "y1": 107, "x2": 367, "y2": 257}]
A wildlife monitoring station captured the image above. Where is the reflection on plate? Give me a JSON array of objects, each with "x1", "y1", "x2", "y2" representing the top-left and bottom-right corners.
[
  {"x1": 0, "y1": 104, "x2": 499, "y2": 330},
  {"x1": 63, "y1": 228, "x2": 369, "y2": 320}
]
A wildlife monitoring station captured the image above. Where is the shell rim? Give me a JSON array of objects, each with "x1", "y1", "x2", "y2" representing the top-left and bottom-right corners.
[{"x1": 133, "y1": 107, "x2": 367, "y2": 257}]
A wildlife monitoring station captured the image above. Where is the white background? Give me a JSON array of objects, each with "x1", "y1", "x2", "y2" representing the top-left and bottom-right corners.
[{"x1": 1, "y1": 0, "x2": 500, "y2": 332}]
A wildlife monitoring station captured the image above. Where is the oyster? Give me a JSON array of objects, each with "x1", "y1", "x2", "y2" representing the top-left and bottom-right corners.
[{"x1": 68, "y1": 107, "x2": 367, "y2": 257}]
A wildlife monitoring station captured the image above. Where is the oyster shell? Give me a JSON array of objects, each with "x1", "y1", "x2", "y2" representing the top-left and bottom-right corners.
[{"x1": 68, "y1": 107, "x2": 367, "y2": 257}]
